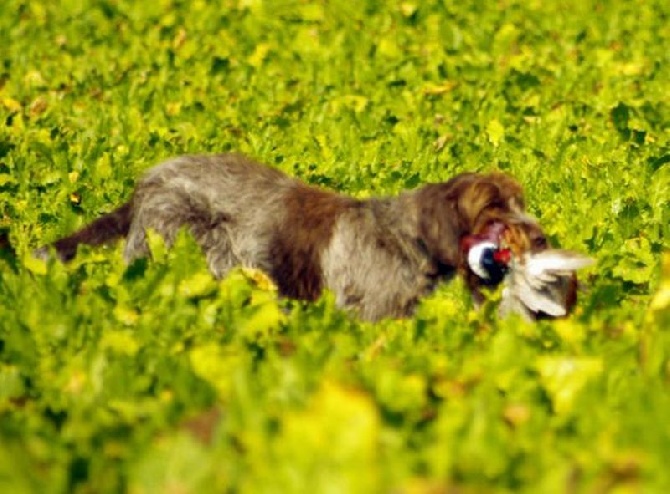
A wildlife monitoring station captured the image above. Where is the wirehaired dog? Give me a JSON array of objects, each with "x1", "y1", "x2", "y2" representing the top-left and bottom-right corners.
[{"x1": 37, "y1": 153, "x2": 551, "y2": 321}]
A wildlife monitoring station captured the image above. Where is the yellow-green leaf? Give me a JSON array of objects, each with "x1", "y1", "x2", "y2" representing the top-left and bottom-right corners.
[{"x1": 487, "y1": 119, "x2": 505, "y2": 147}]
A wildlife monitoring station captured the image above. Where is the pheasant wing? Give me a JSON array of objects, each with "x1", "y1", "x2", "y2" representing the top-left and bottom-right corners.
[{"x1": 503, "y1": 250, "x2": 594, "y2": 319}]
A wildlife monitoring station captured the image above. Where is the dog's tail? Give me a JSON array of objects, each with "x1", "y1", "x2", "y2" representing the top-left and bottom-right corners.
[{"x1": 35, "y1": 200, "x2": 134, "y2": 262}]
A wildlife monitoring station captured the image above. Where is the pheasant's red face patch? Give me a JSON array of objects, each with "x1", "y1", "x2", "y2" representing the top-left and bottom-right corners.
[
  {"x1": 464, "y1": 217, "x2": 549, "y2": 260},
  {"x1": 460, "y1": 221, "x2": 508, "y2": 255},
  {"x1": 492, "y1": 248, "x2": 512, "y2": 265}
]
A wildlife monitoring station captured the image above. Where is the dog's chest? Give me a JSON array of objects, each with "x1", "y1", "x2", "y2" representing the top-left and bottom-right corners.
[{"x1": 320, "y1": 212, "x2": 438, "y2": 320}]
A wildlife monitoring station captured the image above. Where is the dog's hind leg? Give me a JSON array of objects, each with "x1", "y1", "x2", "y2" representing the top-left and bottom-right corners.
[{"x1": 124, "y1": 185, "x2": 238, "y2": 278}]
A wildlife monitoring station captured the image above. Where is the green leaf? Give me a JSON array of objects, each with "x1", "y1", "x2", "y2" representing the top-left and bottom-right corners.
[
  {"x1": 487, "y1": 119, "x2": 505, "y2": 147},
  {"x1": 129, "y1": 433, "x2": 213, "y2": 493},
  {"x1": 536, "y1": 356, "x2": 603, "y2": 416}
]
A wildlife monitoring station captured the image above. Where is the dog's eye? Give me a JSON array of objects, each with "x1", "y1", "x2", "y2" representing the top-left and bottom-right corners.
[{"x1": 532, "y1": 236, "x2": 548, "y2": 249}]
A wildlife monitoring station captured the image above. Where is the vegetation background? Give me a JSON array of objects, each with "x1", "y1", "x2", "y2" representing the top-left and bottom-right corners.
[{"x1": 1, "y1": 0, "x2": 669, "y2": 492}]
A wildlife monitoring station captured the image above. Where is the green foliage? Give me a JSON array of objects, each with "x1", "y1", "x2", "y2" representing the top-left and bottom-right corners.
[{"x1": 1, "y1": 0, "x2": 669, "y2": 492}]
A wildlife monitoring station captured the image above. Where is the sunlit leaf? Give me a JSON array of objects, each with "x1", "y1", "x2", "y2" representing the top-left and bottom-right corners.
[
  {"x1": 178, "y1": 272, "x2": 216, "y2": 298},
  {"x1": 23, "y1": 255, "x2": 47, "y2": 275},
  {"x1": 650, "y1": 254, "x2": 670, "y2": 312},
  {"x1": 487, "y1": 119, "x2": 505, "y2": 147},
  {"x1": 259, "y1": 382, "x2": 380, "y2": 493},
  {"x1": 129, "y1": 433, "x2": 213, "y2": 494},
  {"x1": 101, "y1": 331, "x2": 140, "y2": 356},
  {"x1": 536, "y1": 356, "x2": 603, "y2": 415}
]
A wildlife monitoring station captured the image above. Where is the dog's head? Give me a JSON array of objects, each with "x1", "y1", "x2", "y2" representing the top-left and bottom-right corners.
[
  {"x1": 414, "y1": 172, "x2": 547, "y2": 265},
  {"x1": 414, "y1": 172, "x2": 577, "y2": 314}
]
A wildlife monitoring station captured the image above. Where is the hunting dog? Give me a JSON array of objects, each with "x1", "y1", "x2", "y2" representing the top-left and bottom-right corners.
[{"x1": 37, "y1": 153, "x2": 550, "y2": 321}]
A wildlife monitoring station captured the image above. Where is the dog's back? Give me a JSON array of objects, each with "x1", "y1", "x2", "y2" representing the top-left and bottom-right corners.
[
  {"x1": 125, "y1": 154, "x2": 297, "y2": 276},
  {"x1": 37, "y1": 154, "x2": 292, "y2": 269}
]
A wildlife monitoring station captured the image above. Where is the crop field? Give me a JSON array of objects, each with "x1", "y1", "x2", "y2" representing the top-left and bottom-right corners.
[{"x1": 1, "y1": 0, "x2": 669, "y2": 492}]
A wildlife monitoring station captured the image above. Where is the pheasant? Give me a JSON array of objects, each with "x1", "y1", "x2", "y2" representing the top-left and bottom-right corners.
[{"x1": 462, "y1": 222, "x2": 593, "y2": 320}]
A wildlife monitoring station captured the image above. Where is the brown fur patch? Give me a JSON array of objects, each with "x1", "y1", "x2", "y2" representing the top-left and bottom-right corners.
[
  {"x1": 501, "y1": 221, "x2": 548, "y2": 256},
  {"x1": 269, "y1": 184, "x2": 357, "y2": 301}
]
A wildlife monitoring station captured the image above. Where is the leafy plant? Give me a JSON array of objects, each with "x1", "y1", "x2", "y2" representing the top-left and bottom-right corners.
[{"x1": 0, "y1": 0, "x2": 669, "y2": 492}]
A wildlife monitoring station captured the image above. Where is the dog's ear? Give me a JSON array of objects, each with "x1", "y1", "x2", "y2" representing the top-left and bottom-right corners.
[
  {"x1": 414, "y1": 183, "x2": 462, "y2": 267},
  {"x1": 459, "y1": 173, "x2": 527, "y2": 233}
]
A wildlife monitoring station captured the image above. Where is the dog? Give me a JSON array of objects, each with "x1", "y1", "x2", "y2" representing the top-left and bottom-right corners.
[{"x1": 36, "y1": 153, "x2": 551, "y2": 321}]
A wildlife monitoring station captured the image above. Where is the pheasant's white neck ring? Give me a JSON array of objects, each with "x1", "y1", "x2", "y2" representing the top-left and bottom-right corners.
[{"x1": 467, "y1": 241, "x2": 498, "y2": 279}]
